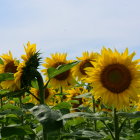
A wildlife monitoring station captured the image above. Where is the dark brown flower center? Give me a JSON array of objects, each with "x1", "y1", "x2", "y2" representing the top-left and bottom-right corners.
[
  {"x1": 100, "y1": 64, "x2": 132, "y2": 94},
  {"x1": 80, "y1": 60, "x2": 93, "y2": 75},
  {"x1": 4, "y1": 61, "x2": 17, "y2": 73},
  {"x1": 53, "y1": 62, "x2": 70, "y2": 81},
  {"x1": 37, "y1": 88, "x2": 50, "y2": 100}
]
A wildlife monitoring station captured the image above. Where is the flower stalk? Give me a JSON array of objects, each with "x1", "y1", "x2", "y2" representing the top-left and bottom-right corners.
[
  {"x1": 35, "y1": 70, "x2": 48, "y2": 140},
  {"x1": 114, "y1": 108, "x2": 119, "y2": 140}
]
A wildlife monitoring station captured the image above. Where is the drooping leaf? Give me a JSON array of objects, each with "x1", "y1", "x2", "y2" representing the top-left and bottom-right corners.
[
  {"x1": 58, "y1": 112, "x2": 111, "y2": 121},
  {"x1": 47, "y1": 61, "x2": 79, "y2": 79},
  {"x1": 0, "y1": 73, "x2": 14, "y2": 82},
  {"x1": 117, "y1": 111, "x2": 140, "y2": 119},
  {"x1": 29, "y1": 105, "x2": 63, "y2": 132}
]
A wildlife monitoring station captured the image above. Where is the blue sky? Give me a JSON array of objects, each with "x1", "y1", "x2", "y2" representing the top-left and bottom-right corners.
[{"x1": 0, "y1": 0, "x2": 140, "y2": 60}]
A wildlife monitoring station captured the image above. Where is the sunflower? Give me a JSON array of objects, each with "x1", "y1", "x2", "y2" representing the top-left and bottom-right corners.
[
  {"x1": 85, "y1": 48, "x2": 140, "y2": 110},
  {"x1": 29, "y1": 87, "x2": 56, "y2": 105},
  {"x1": 42, "y1": 53, "x2": 76, "y2": 89},
  {"x1": 136, "y1": 95, "x2": 140, "y2": 111},
  {"x1": 14, "y1": 42, "x2": 40, "y2": 89},
  {"x1": 0, "y1": 51, "x2": 19, "y2": 91},
  {"x1": 21, "y1": 42, "x2": 36, "y2": 62},
  {"x1": 65, "y1": 87, "x2": 89, "y2": 110},
  {"x1": 72, "y1": 51, "x2": 98, "y2": 81}
]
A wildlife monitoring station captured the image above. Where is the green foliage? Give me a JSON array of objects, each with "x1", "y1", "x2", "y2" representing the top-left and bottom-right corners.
[
  {"x1": 0, "y1": 58, "x2": 4, "y2": 64},
  {"x1": 117, "y1": 111, "x2": 140, "y2": 119},
  {"x1": 53, "y1": 102, "x2": 72, "y2": 110},
  {"x1": 47, "y1": 61, "x2": 79, "y2": 79},
  {"x1": 1, "y1": 125, "x2": 35, "y2": 138},
  {"x1": 29, "y1": 104, "x2": 63, "y2": 132},
  {"x1": 31, "y1": 78, "x2": 39, "y2": 89},
  {"x1": 0, "y1": 73, "x2": 14, "y2": 82}
]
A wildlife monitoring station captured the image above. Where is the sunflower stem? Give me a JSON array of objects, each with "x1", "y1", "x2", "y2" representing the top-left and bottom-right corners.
[
  {"x1": 92, "y1": 96, "x2": 97, "y2": 131},
  {"x1": 60, "y1": 86, "x2": 63, "y2": 102},
  {"x1": 36, "y1": 71, "x2": 45, "y2": 104},
  {"x1": 19, "y1": 96, "x2": 24, "y2": 140},
  {"x1": 1, "y1": 98, "x2": 4, "y2": 128},
  {"x1": 0, "y1": 98, "x2": 3, "y2": 109},
  {"x1": 114, "y1": 108, "x2": 119, "y2": 140},
  {"x1": 35, "y1": 70, "x2": 48, "y2": 140}
]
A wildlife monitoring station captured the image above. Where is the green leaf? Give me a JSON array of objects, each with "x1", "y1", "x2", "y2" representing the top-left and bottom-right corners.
[
  {"x1": 0, "y1": 104, "x2": 23, "y2": 116},
  {"x1": 63, "y1": 130, "x2": 103, "y2": 139},
  {"x1": 0, "y1": 58, "x2": 4, "y2": 64},
  {"x1": 57, "y1": 112, "x2": 93, "y2": 120},
  {"x1": 22, "y1": 96, "x2": 31, "y2": 103},
  {"x1": 117, "y1": 111, "x2": 140, "y2": 119},
  {"x1": 53, "y1": 102, "x2": 72, "y2": 110},
  {"x1": 1, "y1": 125, "x2": 35, "y2": 138},
  {"x1": 0, "y1": 73, "x2": 14, "y2": 82},
  {"x1": 47, "y1": 61, "x2": 79, "y2": 79},
  {"x1": 65, "y1": 118, "x2": 86, "y2": 130},
  {"x1": 68, "y1": 100, "x2": 79, "y2": 104},
  {"x1": 127, "y1": 133, "x2": 140, "y2": 140},
  {"x1": 72, "y1": 130, "x2": 103, "y2": 139},
  {"x1": 58, "y1": 112, "x2": 111, "y2": 121},
  {"x1": 22, "y1": 103, "x2": 35, "y2": 109},
  {"x1": 0, "y1": 109, "x2": 23, "y2": 116},
  {"x1": 2, "y1": 104, "x2": 20, "y2": 110},
  {"x1": 31, "y1": 78, "x2": 39, "y2": 89},
  {"x1": 29, "y1": 105, "x2": 63, "y2": 132},
  {"x1": 0, "y1": 89, "x2": 11, "y2": 98}
]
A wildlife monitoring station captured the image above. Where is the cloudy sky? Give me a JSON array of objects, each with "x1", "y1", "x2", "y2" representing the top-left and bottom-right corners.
[{"x1": 0, "y1": 0, "x2": 140, "y2": 60}]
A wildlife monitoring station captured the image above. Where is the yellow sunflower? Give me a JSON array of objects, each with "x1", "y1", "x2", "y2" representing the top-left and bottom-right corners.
[
  {"x1": 14, "y1": 42, "x2": 37, "y2": 89},
  {"x1": 136, "y1": 95, "x2": 140, "y2": 111},
  {"x1": 30, "y1": 87, "x2": 56, "y2": 105},
  {"x1": 21, "y1": 42, "x2": 36, "y2": 62},
  {"x1": 65, "y1": 87, "x2": 89, "y2": 110},
  {"x1": 0, "y1": 51, "x2": 19, "y2": 91},
  {"x1": 72, "y1": 51, "x2": 98, "y2": 81},
  {"x1": 42, "y1": 53, "x2": 76, "y2": 89},
  {"x1": 85, "y1": 48, "x2": 140, "y2": 110}
]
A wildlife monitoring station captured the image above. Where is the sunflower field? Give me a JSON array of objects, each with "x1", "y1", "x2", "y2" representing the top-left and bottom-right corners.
[{"x1": 0, "y1": 42, "x2": 140, "y2": 140}]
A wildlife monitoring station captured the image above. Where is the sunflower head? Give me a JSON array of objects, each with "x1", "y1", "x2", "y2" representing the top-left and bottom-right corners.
[
  {"x1": 14, "y1": 42, "x2": 41, "y2": 89},
  {"x1": 42, "y1": 53, "x2": 76, "y2": 89},
  {"x1": 30, "y1": 87, "x2": 56, "y2": 104},
  {"x1": 0, "y1": 51, "x2": 19, "y2": 91},
  {"x1": 65, "y1": 87, "x2": 88, "y2": 110},
  {"x1": 85, "y1": 48, "x2": 140, "y2": 110},
  {"x1": 72, "y1": 51, "x2": 98, "y2": 81}
]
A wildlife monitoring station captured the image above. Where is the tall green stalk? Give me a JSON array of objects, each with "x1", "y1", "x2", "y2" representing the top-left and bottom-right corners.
[
  {"x1": 92, "y1": 96, "x2": 97, "y2": 131},
  {"x1": 36, "y1": 71, "x2": 45, "y2": 104},
  {"x1": 19, "y1": 96, "x2": 24, "y2": 140},
  {"x1": 35, "y1": 70, "x2": 47, "y2": 140},
  {"x1": 114, "y1": 108, "x2": 119, "y2": 140},
  {"x1": 60, "y1": 86, "x2": 63, "y2": 102},
  {"x1": 0, "y1": 98, "x2": 2, "y2": 109}
]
